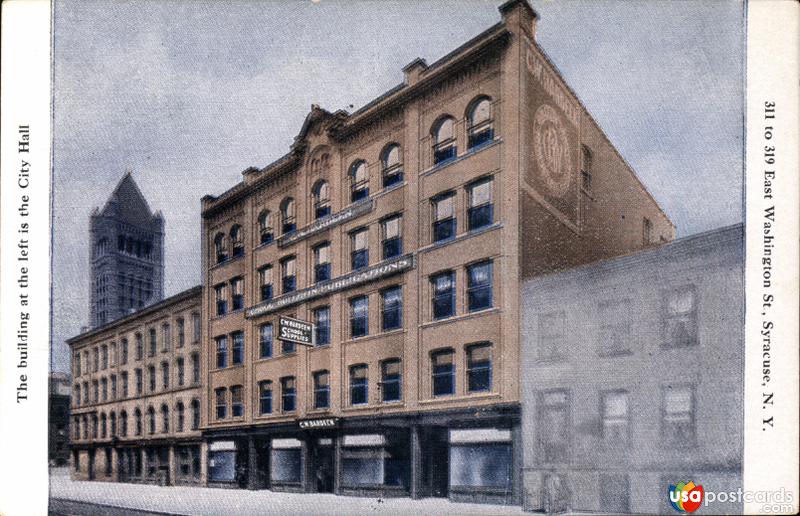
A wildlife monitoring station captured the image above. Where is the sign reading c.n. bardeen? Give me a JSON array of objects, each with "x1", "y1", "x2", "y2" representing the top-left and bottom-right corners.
[
  {"x1": 245, "y1": 254, "x2": 415, "y2": 319},
  {"x1": 278, "y1": 316, "x2": 314, "y2": 346}
]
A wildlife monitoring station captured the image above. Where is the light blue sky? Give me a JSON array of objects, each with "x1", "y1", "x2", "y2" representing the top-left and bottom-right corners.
[{"x1": 52, "y1": 0, "x2": 744, "y2": 371}]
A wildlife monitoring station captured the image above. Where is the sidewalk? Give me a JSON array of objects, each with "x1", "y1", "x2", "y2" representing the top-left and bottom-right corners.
[{"x1": 49, "y1": 468, "x2": 526, "y2": 516}]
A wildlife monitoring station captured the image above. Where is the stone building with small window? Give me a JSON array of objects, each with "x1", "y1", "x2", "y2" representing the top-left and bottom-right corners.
[
  {"x1": 521, "y1": 224, "x2": 743, "y2": 514},
  {"x1": 198, "y1": 0, "x2": 672, "y2": 505},
  {"x1": 68, "y1": 286, "x2": 204, "y2": 486}
]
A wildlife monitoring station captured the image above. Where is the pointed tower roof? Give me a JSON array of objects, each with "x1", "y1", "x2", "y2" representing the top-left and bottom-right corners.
[{"x1": 100, "y1": 170, "x2": 157, "y2": 227}]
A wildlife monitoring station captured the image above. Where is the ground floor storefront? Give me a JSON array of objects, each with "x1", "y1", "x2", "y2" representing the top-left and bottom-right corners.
[
  {"x1": 71, "y1": 439, "x2": 203, "y2": 486},
  {"x1": 204, "y1": 405, "x2": 521, "y2": 505}
]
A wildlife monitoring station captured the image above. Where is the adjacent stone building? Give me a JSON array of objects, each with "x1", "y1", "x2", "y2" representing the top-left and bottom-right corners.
[
  {"x1": 521, "y1": 224, "x2": 744, "y2": 514},
  {"x1": 68, "y1": 287, "x2": 203, "y2": 485},
  {"x1": 197, "y1": 0, "x2": 671, "y2": 505},
  {"x1": 89, "y1": 171, "x2": 165, "y2": 327}
]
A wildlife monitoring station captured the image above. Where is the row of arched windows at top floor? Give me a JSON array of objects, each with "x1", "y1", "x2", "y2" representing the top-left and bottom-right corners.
[
  {"x1": 212, "y1": 96, "x2": 495, "y2": 265},
  {"x1": 73, "y1": 400, "x2": 200, "y2": 441}
]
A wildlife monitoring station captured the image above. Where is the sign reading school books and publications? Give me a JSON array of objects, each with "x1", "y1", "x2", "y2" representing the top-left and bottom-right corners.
[
  {"x1": 278, "y1": 316, "x2": 315, "y2": 347},
  {"x1": 246, "y1": 254, "x2": 415, "y2": 319}
]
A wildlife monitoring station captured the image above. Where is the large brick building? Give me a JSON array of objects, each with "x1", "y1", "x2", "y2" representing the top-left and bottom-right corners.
[
  {"x1": 68, "y1": 287, "x2": 203, "y2": 485},
  {"x1": 69, "y1": 0, "x2": 673, "y2": 506},
  {"x1": 198, "y1": 0, "x2": 671, "y2": 505}
]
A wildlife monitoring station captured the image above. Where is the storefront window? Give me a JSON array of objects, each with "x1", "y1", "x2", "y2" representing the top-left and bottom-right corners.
[
  {"x1": 271, "y1": 439, "x2": 302, "y2": 483},
  {"x1": 449, "y1": 429, "x2": 512, "y2": 490},
  {"x1": 209, "y1": 441, "x2": 237, "y2": 482},
  {"x1": 341, "y1": 434, "x2": 409, "y2": 488}
]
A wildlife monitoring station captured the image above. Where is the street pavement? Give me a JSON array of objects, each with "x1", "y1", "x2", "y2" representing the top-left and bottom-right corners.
[{"x1": 49, "y1": 468, "x2": 525, "y2": 515}]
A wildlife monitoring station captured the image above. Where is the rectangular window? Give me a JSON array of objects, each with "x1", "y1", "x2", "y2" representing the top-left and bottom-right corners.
[
  {"x1": 101, "y1": 378, "x2": 107, "y2": 401},
  {"x1": 281, "y1": 256, "x2": 296, "y2": 294},
  {"x1": 350, "y1": 228, "x2": 369, "y2": 271},
  {"x1": 121, "y1": 371, "x2": 129, "y2": 398},
  {"x1": 467, "y1": 261, "x2": 493, "y2": 311},
  {"x1": 161, "y1": 362, "x2": 169, "y2": 390},
  {"x1": 101, "y1": 345, "x2": 108, "y2": 369},
  {"x1": 162, "y1": 324, "x2": 171, "y2": 352},
  {"x1": 177, "y1": 357, "x2": 185, "y2": 386},
  {"x1": 230, "y1": 385, "x2": 243, "y2": 417},
  {"x1": 110, "y1": 375, "x2": 117, "y2": 400},
  {"x1": 350, "y1": 296, "x2": 369, "y2": 338},
  {"x1": 135, "y1": 369, "x2": 143, "y2": 395},
  {"x1": 110, "y1": 342, "x2": 117, "y2": 367},
  {"x1": 258, "y1": 266, "x2": 273, "y2": 301},
  {"x1": 148, "y1": 329, "x2": 157, "y2": 357},
  {"x1": 314, "y1": 242, "x2": 331, "y2": 283},
  {"x1": 271, "y1": 441, "x2": 302, "y2": 484},
  {"x1": 449, "y1": 435, "x2": 512, "y2": 490},
  {"x1": 314, "y1": 371, "x2": 330, "y2": 409},
  {"x1": 467, "y1": 178, "x2": 493, "y2": 231},
  {"x1": 601, "y1": 390, "x2": 629, "y2": 443},
  {"x1": 215, "y1": 284, "x2": 228, "y2": 316},
  {"x1": 350, "y1": 365, "x2": 368, "y2": 405},
  {"x1": 135, "y1": 333, "x2": 143, "y2": 360},
  {"x1": 231, "y1": 331, "x2": 244, "y2": 365},
  {"x1": 121, "y1": 339, "x2": 128, "y2": 365},
  {"x1": 381, "y1": 215, "x2": 403, "y2": 259},
  {"x1": 663, "y1": 286, "x2": 698, "y2": 347},
  {"x1": 74, "y1": 353, "x2": 81, "y2": 376},
  {"x1": 177, "y1": 318, "x2": 185, "y2": 347},
  {"x1": 381, "y1": 360, "x2": 402, "y2": 402},
  {"x1": 148, "y1": 366, "x2": 156, "y2": 392},
  {"x1": 598, "y1": 300, "x2": 633, "y2": 356},
  {"x1": 431, "y1": 349, "x2": 454, "y2": 397},
  {"x1": 538, "y1": 390, "x2": 569, "y2": 462},
  {"x1": 192, "y1": 312, "x2": 201, "y2": 343},
  {"x1": 313, "y1": 306, "x2": 330, "y2": 346},
  {"x1": 231, "y1": 277, "x2": 244, "y2": 311},
  {"x1": 467, "y1": 343, "x2": 492, "y2": 392},
  {"x1": 259, "y1": 381, "x2": 273, "y2": 415},
  {"x1": 281, "y1": 336, "x2": 295, "y2": 355},
  {"x1": 538, "y1": 311, "x2": 565, "y2": 360},
  {"x1": 281, "y1": 377, "x2": 296, "y2": 412},
  {"x1": 381, "y1": 286, "x2": 402, "y2": 331},
  {"x1": 191, "y1": 354, "x2": 200, "y2": 385},
  {"x1": 215, "y1": 388, "x2": 227, "y2": 420},
  {"x1": 259, "y1": 324, "x2": 273, "y2": 358},
  {"x1": 432, "y1": 193, "x2": 456, "y2": 242},
  {"x1": 662, "y1": 385, "x2": 695, "y2": 444},
  {"x1": 431, "y1": 271, "x2": 455, "y2": 319},
  {"x1": 215, "y1": 336, "x2": 228, "y2": 369}
]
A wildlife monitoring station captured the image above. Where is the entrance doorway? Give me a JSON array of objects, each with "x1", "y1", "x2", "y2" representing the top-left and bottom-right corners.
[
  {"x1": 313, "y1": 439, "x2": 334, "y2": 493},
  {"x1": 87, "y1": 449, "x2": 95, "y2": 480},
  {"x1": 423, "y1": 427, "x2": 449, "y2": 497}
]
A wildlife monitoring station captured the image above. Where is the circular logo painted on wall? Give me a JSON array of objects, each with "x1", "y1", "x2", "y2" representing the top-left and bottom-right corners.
[{"x1": 533, "y1": 104, "x2": 573, "y2": 198}]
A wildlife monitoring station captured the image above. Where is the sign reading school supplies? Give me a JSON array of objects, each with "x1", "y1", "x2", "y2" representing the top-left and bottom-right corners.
[{"x1": 278, "y1": 316, "x2": 315, "y2": 346}]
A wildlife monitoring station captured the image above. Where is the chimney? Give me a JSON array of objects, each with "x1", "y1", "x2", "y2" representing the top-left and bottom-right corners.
[
  {"x1": 402, "y1": 58, "x2": 428, "y2": 86},
  {"x1": 499, "y1": 0, "x2": 538, "y2": 39}
]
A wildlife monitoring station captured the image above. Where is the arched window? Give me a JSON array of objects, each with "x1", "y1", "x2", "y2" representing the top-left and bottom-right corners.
[
  {"x1": 100, "y1": 413, "x2": 107, "y2": 438},
  {"x1": 350, "y1": 161, "x2": 369, "y2": 202},
  {"x1": 92, "y1": 414, "x2": 99, "y2": 438},
  {"x1": 214, "y1": 233, "x2": 227, "y2": 264},
  {"x1": 432, "y1": 116, "x2": 457, "y2": 165},
  {"x1": 82, "y1": 415, "x2": 88, "y2": 440},
  {"x1": 381, "y1": 144, "x2": 403, "y2": 188},
  {"x1": 230, "y1": 225, "x2": 244, "y2": 258},
  {"x1": 134, "y1": 408, "x2": 142, "y2": 436},
  {"x1": 176, "y1": 401, "x2": 185, "y2": 432},
  {"x1": 467, "y1": 97, "x2": 493, "y2": 149},
  {"x1": 280, "y1": 198, "x2": 296, "y2": 234},
  {"x1": 120, "y1": 410, "x2": 128, "y2": 437},
  {"x1": 110, "y1": 411, "x2": 117, "y2": 437},
  {"x1": 258, "y1": 210, "x2": 273, "y2": 245},
  {"x1": 147, "y1": 406, "x2": 156, "y2": 435},
  {"x1": 161, "y1": 404, "x2": 169, "y2": 434},
  {"x1": 312, "y1": 180, "x2": 331, "y2": 219},
  {"x1": 191, "y1": 399, "x2": 200, "y2": 430}
]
